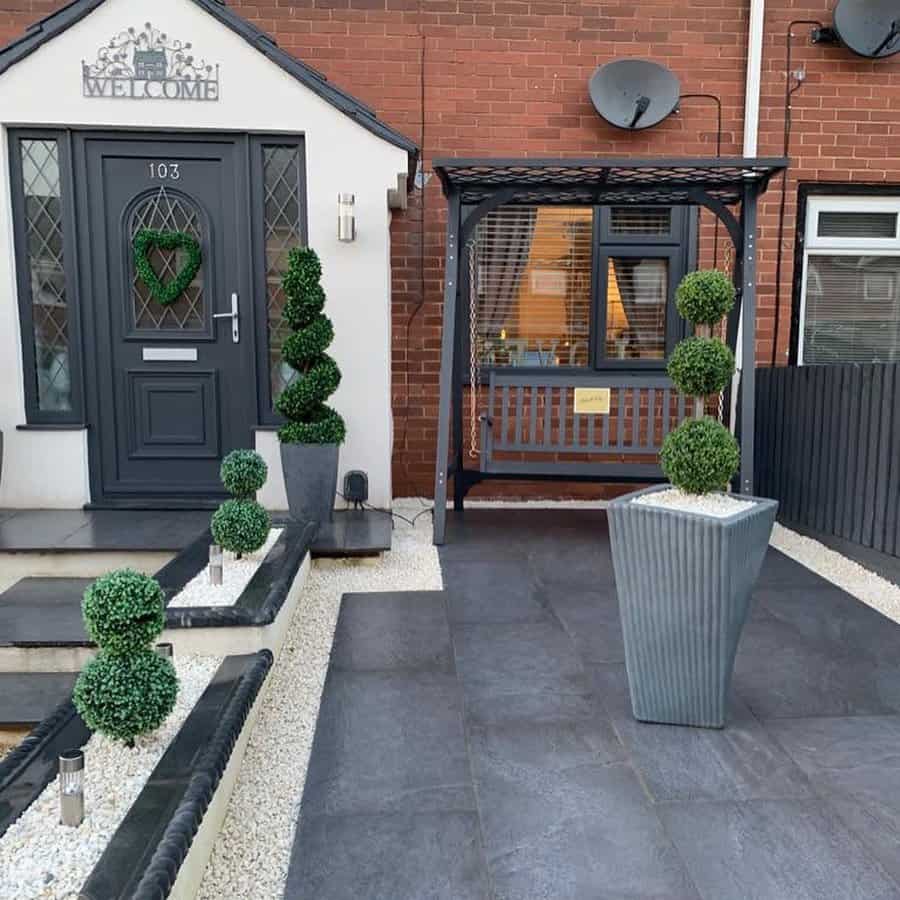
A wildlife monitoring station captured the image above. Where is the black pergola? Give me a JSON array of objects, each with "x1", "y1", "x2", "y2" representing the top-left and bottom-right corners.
[{"x1": 431, "y1": 157, "x2": 788, "y2": 544}]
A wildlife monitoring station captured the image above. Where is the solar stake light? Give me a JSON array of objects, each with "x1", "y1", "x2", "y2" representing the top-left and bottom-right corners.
[
  {"x1": 155, "y1": 642, "x2": 173, "y2": 659},
  {"x1": 209, "y1": 543, "x2": 223, "y2": 586},
  {"x1": 338, "y1": 193, "x2": 356, "y2": 242},
  {"x1": 59, "y1": 749, "x2": 85, "y2": 827}
]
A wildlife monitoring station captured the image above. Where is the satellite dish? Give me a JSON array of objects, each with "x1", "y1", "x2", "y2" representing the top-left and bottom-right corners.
[
  {"x1": 589, "y1": 59, "x2": 681, "y2": 131},
  {"x1": 833, "y1": 0, "x2": 900, "y2": 59}
]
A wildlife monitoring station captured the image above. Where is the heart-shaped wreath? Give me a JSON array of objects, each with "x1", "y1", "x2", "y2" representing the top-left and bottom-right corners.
[{"x1": 133, "y1": 228, "x2": 202, "y2": 307}]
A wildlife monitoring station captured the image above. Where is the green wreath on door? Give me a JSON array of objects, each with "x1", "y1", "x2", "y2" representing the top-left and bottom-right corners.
[{"x1": 133, "y1": 228, "x2": 202, "y2": 307}]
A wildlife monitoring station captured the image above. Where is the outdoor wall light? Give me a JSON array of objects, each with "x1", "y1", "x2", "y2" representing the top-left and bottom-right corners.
[
  {"x1": 59, "y1": 748, "x2": 85, "y2": 827},
  {"x1": 209, "y1": 543, "x2": 223, "y2": 586},
  {"x1": 338, "y1": 193, "x2": 356, "y2": 242}
]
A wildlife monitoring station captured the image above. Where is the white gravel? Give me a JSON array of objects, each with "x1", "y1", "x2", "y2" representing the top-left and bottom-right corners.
[
  {"x1": 195, "y1": 501, "x2": 442, "y2": 900},
  {"x1": 771, "y1": 523, "x2": 900, "y2": 623},
  {"x1": 168, "y1": 529, "x2": 283, "y2": 609},
  {"x1": 633, "y1": 487, "x2": 756, "y2": 518},
  {"x1": 0, "y1": 655, "x2": 222, "y2": 900}
]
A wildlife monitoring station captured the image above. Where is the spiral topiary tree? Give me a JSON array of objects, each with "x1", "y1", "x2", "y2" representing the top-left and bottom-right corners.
[
  {"x1": 275, "y1": 248, "x2": 346, "y2": 445},
  {"x1": 73, "y1": 569, "x2": 178, "y2": 746},
  {"x1": 660, "y1": 270, "x2": 740, "y2": 495},
  {"x1": 211, "y1": 449, "x2": 271, "y2": 558}
]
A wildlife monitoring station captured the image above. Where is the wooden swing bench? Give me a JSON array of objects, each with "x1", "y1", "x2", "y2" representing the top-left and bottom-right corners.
[{"x1": 471, "y1": 370, "x2": 690, "y2": 488}]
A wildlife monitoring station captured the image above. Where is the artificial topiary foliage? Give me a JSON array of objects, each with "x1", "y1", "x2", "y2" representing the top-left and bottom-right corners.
[
  {"x1": 82, "y1": 569, "x2": 166, "y2": 656},
  {"x1": 220, "y1": 449, "x2": 268, "y2": 499},
  {"x1": 211, "y1": 498, "x2": 271, "y2": 557},
  {"x1": 74, "y1": 568, "x2": 178, "y2": 746},
  {"x1": 675, "y1": 270, "x2": 736, "y2": 326},
  {"x1": 74, "y1": 648, "x2": 179, "y2": 744},
  {"x1": 660, "y1": 417, "x2": 741, "y2": 495},
  {"x1": 133, "y1": 229, "x2": 202, "y2": 307},
  {"x1": 667, "y1": 337, "x2": 736, "y2": 398},
  {"x1": 275, "y1": 248, "x2": 346, "y2": 445}
]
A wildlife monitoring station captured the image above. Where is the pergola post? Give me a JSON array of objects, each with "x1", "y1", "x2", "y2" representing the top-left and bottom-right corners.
[
  {"x1": 739, "y1": 179, "x2": 759, "y2": 495},
  {"x1": 433, "y1": 190, "x2": 461, "y2": 544}
]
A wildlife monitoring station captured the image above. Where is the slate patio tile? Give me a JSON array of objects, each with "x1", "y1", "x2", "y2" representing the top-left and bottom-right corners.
[
  {"x1": 442, "y1": 559, "x2": 549, "y2": 625},
  {"x1": 732, "y1": 609, "x2": 900, "y2": 718},
  {"x1": 0, "y1": 672, "x2": 78, "y2": 724},
  {"x1": 659, "y1": 798, "x2": 900, "y2": 900},
  {"x1": 284, "y1": 811, "x2": 492, "y2": 900},
  {"x1": 330, "y1": 592, "x2": 453, "y2": 672},
  {"x1": 56, "y1": 510, "x2": 210, "y2": 551},
  {"x1": 452, "y1": 621, "x2": 588, "y2": 723},
  {"x1": 300, "y1": 670, "x2": 474, "y2": 818},
  {"x1": 529, "y1": 538, "x2": 616, "y2": 591},
  {"x1": 765, "y1": 715, "x2": 900, "y2": 884},
  {"x1": 467, "y1": 724, "x2": 697, "y2": 900},
  {"x1": 0, "y1": 509, "x2": 92, "y2": 551},
  {"x1": 587, "y1": 664, "x2": 812, "y2": 803},
  {"x1": 755, "y1": 547, "x2": 822, "y2": 589},
  {"x1": 547, "y1": 588, "x2": 624, "y2": 664},
  {"x1": 0, "y1": 577, "x2": 91, "y2": 645}
]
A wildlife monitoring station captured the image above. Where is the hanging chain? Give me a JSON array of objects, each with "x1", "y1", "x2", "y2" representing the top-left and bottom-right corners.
[
  {"x1": 467, "y1": 240, "x2": 480, "y2": 458},
  {"x1": 717, "y1": 240, "x2": 735, "y2": 423}
]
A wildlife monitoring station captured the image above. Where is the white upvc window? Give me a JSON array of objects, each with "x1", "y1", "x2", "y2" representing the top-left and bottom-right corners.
[{"x1": 799, "y1": 195, "x2": 900, "y2": 365}]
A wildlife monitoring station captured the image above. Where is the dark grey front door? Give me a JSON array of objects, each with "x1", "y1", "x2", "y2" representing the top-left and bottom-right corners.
[{"x1": 79, "y1": 136, "x2": 253, "y2": 503}]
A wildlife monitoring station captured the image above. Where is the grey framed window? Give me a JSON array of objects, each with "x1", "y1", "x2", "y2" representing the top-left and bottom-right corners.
[
  {"x1": 464, "y1": 204, "x2": 691, "y2": 373},
  {"x1": 250, "y1": 137, "x2": 308, "y2": 422},
  {"x1": 9, "y1": 130, "x2": 83, "y2": 424}
]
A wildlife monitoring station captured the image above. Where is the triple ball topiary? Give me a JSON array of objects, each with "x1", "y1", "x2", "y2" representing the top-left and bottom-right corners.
[
  {"x1": 211, "y1": 449, "x2": 271, "y2": 558},
  {"x1": 662, "y1": 270, "x2": 740, "y2": 495},
  {"x1": 73, "y1": 570, "x2": 178, "y2": 746},
  {"x1": 275, "y1": 248, "x2": 346, "y2": 445}
]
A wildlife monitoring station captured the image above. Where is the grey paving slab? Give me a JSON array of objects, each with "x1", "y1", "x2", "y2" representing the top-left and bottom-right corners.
[
  {"x1": 300, "y1": 669, "x2": 474, "y2": 819},
  {"x1": 57, "y1": 510, "x2": 210, "y2": 551},
  {"x1": 311, "y1": 509, "x2": 392, "y2": 557},
  {"x1": 588, "y1": 664, "x2": 812, "y2": 803},
  {"x1": 0, "y1": 577, "x2": 91, "y2": 645},
  {"x1": 442, "y1": 559, "x2": 549, "y2": 625},
  {"x1": 0, "y1": 510, "x2": 92, "y2": 550},
  {"x1": 284, "y1": 811, "x2": 492, "y2": 900},
  {"x1": 548, "y1": 587, "x2": 624, "y2": 663},
  {"x1": 733, "y1": 608, "x2": 900, "y2": 718},
  {"x1": 765, "y1": 715, "x2": 900, "y2": 885},
  {"x1": 0, "y1": 672, "x2": 77, "y2": 724},
  {"x1": 331, "y1": 591, "x2": 453, "y2": 672},
  {"x1": 468, "y1": 723, "x2": 697, "y2": 900},
  {"x1": 659, "y1": 798, "x2": 900, "y2": 900},
  {"x1": 755, "y1": 547, "x2": 823, "y2": 588}
]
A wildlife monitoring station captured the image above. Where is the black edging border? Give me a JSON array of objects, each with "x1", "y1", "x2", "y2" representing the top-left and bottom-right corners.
[
  {"x1": 79, "y1": 650, "x2": 274, "y2": 900},
  {"x1": 0, "y1": 697, "x2": 91, "y2": 838}
]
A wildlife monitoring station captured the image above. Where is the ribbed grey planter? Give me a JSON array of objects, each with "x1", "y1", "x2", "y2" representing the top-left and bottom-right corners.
[
  {"x1": 608, "y1": 485, "x2": 777, "y2": 729},
  {"x1": 280, "y1": 442, "x2": 339, "y2": 536}
]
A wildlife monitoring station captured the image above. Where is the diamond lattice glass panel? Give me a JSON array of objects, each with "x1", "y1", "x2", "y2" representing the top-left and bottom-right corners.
[
  {"x1": 472, "y1": 207, "x2": 593, "y2": 367},
  {"x1": 20, "y1": 138, "x2": 71, "y2": 412},
  {"x1": 130, "y1": 190, "x2": 204, "y2": 330},
  {"x1": 605, "y1": 257, "x2": 668, "y2": 360},
  {"x1": 803, "y1": 254, "x2": 900, "y2": 364},
  {"x1": 263, "y1": 146, "x2": 303, "y2": 400},
  {"x1": 610, "y1": 207, "x2": 672, "y2": 236}
]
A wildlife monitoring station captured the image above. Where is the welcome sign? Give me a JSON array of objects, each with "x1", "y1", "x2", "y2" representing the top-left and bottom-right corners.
[{"x1": 82, "y1": 23, "x2": 219, "y2": 101}]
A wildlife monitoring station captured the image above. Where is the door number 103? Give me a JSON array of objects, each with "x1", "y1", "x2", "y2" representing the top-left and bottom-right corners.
[{"x1": 149, "y1": 162, "x2": 181, "y2": 181}]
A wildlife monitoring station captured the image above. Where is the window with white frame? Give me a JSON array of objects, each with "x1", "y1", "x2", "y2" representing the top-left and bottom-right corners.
[{"x1": 800, "y1": 196, "x2": 900, "y2": 365}]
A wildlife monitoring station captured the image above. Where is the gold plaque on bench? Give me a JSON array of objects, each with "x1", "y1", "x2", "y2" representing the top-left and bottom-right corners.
[{"x1": 573, "y1": 388, "x2": 611, "y2": 415}]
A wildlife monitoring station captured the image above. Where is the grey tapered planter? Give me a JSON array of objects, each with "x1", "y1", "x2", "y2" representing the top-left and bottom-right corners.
[
  {"x1": 280, "y1": 442, "x2": 339, "y2": 536},
  {"x1": 608, "y1": 485, "x2": 778, "y2": 729}
]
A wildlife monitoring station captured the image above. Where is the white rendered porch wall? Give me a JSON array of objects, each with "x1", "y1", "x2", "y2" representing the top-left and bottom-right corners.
[{"x1": 0, "y1": 0, "x2": 404, "y2": 509}]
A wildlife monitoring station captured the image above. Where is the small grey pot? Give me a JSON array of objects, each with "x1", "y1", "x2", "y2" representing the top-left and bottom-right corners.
[
  {"x1": 608, "y1": 484, "x2": 778, "y2": 729},
  {"x1": 280, "y1": 442, "x2": 339, "y2": 536}
]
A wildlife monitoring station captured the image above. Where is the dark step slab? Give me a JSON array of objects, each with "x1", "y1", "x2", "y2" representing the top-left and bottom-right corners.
[
  {"x1": 0, "y1": 672, "x2": 78, "y2": 725},
  {"x1": 305, "y1": 509, "x2": 392, "y2": 558},
  {"x1": 0, "y1": 577, "x2": 91, "y2": 646}
]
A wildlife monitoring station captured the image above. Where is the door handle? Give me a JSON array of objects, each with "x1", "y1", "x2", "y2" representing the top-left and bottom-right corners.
[{"x1": 212, "y1": 293, "x2": 239, "y2": 343}]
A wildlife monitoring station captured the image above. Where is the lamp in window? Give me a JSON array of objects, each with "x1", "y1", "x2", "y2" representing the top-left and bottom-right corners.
[{"x1": 338, "y1": 193, "x2": 356, "y2": 243}]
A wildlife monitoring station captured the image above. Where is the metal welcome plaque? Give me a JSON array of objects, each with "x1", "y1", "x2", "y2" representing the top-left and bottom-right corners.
[{"x1": 82, "y1": 23, "x2": 220, "y2": 101}]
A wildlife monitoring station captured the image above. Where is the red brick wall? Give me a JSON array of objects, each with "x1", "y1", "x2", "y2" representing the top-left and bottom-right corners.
[{"x1": 3, "y1": 1, "x2": 899, "y2": 499}]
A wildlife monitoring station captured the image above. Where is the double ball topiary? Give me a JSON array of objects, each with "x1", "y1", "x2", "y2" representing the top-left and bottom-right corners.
[
  {"x1": 275, "y1": 248, "x2": 346, "y2": 445},
  {"x1": 662, "y1": 270, "x2": 741, "y2": 495},
  {"x1": 211, "y1": 449, "x2": 271, "y2": 558},
  {"x1": 74, "y1": 569, "x2": 178, "y2": 746}
]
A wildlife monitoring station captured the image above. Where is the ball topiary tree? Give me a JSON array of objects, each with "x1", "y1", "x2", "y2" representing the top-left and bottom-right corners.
[
  {"x1": 211, "y1": 449, "x2": 271, "y2": 558},
  {"x1": 73, "y1": 569, "x2": 178, "y2": 746},
  {"x1": 275, "y1": 248, "x2": 346, "y2": 446},
  {"x1": 660, "y1": 270, "x2": 740, "y2": 495}
]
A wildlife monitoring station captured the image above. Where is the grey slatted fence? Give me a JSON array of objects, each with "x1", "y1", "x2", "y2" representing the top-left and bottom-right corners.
[{"x1": 755, "y1": 364, "x2": 900, "y2": 558}]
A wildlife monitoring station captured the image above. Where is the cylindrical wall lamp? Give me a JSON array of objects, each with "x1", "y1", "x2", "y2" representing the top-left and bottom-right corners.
[
  {"x1": 59, "y1": 748, "x2": 85, "y2": 827},
  {"x1": 338, "y1": 193, "x2": 356, "y2": 243}
]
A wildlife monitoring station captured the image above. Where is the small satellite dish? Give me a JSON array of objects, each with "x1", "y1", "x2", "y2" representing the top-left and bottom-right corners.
[
  {"x1": 589, "y1": 59, "x2": 681, "y2": 131},
  {"x1": 833, "y1": 0, "x2": 900, "y2": 59}
]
